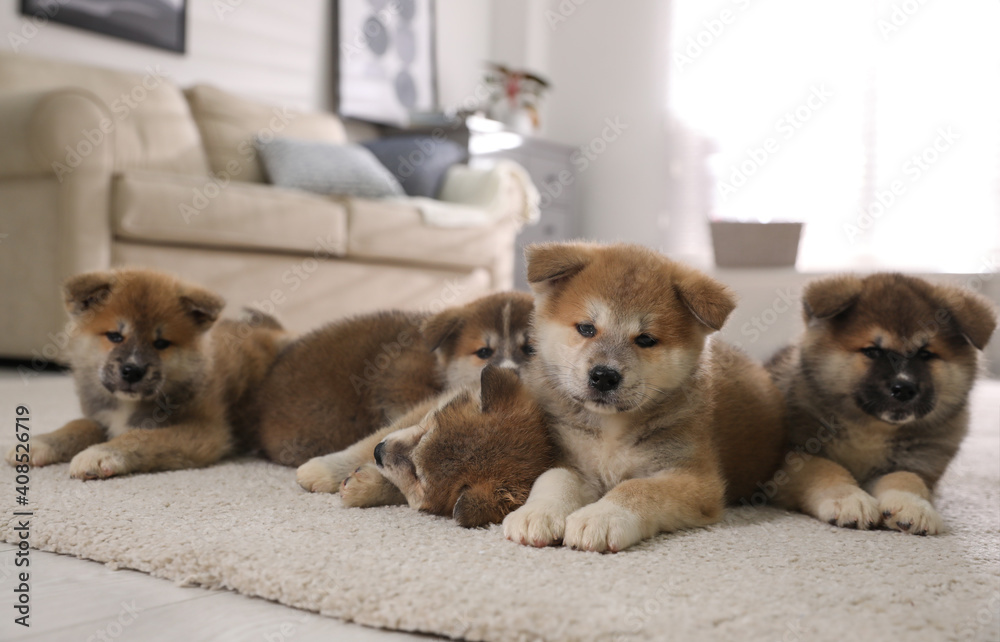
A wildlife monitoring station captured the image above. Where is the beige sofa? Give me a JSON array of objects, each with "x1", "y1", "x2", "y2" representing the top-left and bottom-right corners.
[{"x1": 0, "y1": 53, "x2": 529, "y2": 360}]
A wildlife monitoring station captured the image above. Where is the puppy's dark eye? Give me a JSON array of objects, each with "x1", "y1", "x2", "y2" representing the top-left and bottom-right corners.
[
  {"x1": 106, "y1": 332, "x2": 124, "y2": 344},
  {"x1": 634, "y1": 334, "x2": 658, "y2": 348},
  {"x1": 153, "y1": 338, "x2": 172, "y2": 351},
  {"x1": 917, "y1": 348, "x2": 937, "y2": 361},
  {"x1": 475, "y1": 347, "x2": 494, "y2": 359},
  {"x1": 861, "y1": 346, "x2": 882, "y2": 359},
  {"x1": 521, "y1": 344, "x2": 535, "y2": 356},
  {"x1": 577, "y1": 323, "x2": 597, "y2": 338}
]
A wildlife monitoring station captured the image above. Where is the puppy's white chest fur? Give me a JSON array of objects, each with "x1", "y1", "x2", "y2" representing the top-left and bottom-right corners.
[
  {"x1": 560, "y1": 414, "x2": 638, "y2": 495},
  {"x1": 94, "y1": 402, "x2": 138, "y2": 439}
]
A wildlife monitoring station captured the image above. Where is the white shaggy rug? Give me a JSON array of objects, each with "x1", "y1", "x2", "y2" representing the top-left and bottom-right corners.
[{"x1": 2, "y1": 373, "x2": 998, "y2": 642}]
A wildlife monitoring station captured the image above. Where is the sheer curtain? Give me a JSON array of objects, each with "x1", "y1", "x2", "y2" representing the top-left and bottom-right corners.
[{"x1": 668, "y1": 0, "x2": 1000, "y2": 272}]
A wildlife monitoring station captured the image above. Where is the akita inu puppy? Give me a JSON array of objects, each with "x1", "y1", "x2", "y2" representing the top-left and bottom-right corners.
[
  {"x1": 268, "y1": 291, "x2": 535, "y2": 473},
  {"x1": 337, "y1": 366, "x2": 556, "y2": 527},
  {"x1": 502, "y1": 242, "x2": 786, "y2": 552},
  {"x1": 767, "y1": 273, "x2": 996, "y2": 535},
  {"x1": 5, "y1": 269, "x2": 288, "y2": 479}
]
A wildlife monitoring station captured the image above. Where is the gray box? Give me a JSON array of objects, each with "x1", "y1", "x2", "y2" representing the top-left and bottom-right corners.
[{"x1": 710, "y1": 221, "x2": 803, "y2": 268}]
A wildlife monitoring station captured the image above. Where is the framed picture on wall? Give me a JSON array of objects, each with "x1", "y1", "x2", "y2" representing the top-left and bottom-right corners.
[
  {"x1": 337, "y1": 0, "x2": 437, "y2": 127},
  {"x1": 20, "y1": 0, "x2": 187, "y2": 53}
]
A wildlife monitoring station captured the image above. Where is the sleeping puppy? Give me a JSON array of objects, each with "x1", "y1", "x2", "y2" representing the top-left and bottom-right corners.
[
  {"x1": 285, "y1": 291, "x2": 534, "y2": 483},
  {"x1": 502, "y1": 242, "x2": 787, "y2": 552},
  {"x1": 5, "y1": 269, "x2": 288, "y2": 479},
  {"x1": 767, "y1": 273, "x2": 996, "y2": 535},
  {"x1": 338, "y1": 366, "x2": 556, "y2": 527}
]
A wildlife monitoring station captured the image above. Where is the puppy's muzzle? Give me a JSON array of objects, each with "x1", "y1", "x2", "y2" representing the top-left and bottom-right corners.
[
  {"x1": 888, "y1": 378, "x2": 918, "y2": 402},
  {"x1": 589, "y1": 366, "x2": 622, "y2": 392},
  {"x1": 120, "y1": 363, "x2": 147, "y2": 384}
]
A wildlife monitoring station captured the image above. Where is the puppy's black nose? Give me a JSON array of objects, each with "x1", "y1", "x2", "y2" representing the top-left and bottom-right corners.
[
  {"x1": 589, "y1": 366, "x2": 622, "y2": 392},
  {"x1": 889, "y1": 379, "x2": 917, "y2": 402},
  {"x1": 373, "y1": 441, "x2": 385, "y2": 467},
  {"x1": 120, "y1": 364, "x2": 146, "y2": 384}
]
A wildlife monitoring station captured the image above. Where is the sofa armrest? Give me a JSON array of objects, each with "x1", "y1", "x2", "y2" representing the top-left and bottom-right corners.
[
  {"x1": 0, "y1": 88, "x2": 115, "y2": 180},
  {"x1": 436, "y1": 161, "x2": 540, "y2": 230}
]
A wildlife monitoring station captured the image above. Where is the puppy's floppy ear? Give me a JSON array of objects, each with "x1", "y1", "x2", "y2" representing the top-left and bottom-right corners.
[
  {"x1": 673, "y1": 269, "x2": 736, "y2": 332},
  {"x1": 525, "y1": 242, "x2": 592, "y2": 296},
  {"x1": 452, "y1": 482, "x2": 522, "y2": 528},
  {"x1": 802, "y1": 275, "x2": 863, "y2": 321},
  {"x1": 480, "y1": 365, "x2": 521, "y2": 413},
  {"x1": 421, "y1": 308, "x2": 465, "y2": 353},
  {"x1": 179, "y1": 286, "x2": 225, "y2": 328},
  {"x1": 935, "y1": 285, "x2": 997, "y2": 350},
  {"x1": 63, "y1": 271, "x2": 118, "y2": 317}
]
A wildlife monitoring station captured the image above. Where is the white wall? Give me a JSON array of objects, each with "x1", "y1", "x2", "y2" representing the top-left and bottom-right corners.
[
  {"x1": 490, "y1": 0, "x2": 673, "y2": 248},
  {"x1": 0, "y1": 0, "x2": 332, "y2": 110},
  {"x1": 435, "y1": 0, "x2": 493, "y2": 111},
  {"x1": 1, "y1": 0, "x2": 496, "y2": 116}
]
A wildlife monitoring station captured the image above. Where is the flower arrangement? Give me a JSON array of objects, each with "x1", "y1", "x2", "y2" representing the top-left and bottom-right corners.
[{"x1": 483, "y1": 62, "x2": 551, "y2": 131}]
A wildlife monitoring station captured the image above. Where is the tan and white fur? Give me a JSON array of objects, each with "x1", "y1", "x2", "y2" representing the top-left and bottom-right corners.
[
  {"x1": 502, "y1": 242, "x2": 786, "y2": 553},
  {"x1": 767, "y1": 273, "x2": 997, "y2": 535},
  {"x1": 5, "y1": 269, "x2": 288, "y2": 479},
  {"x1": 336, "y1": 366, "x2": 556, "y2": 528},
  {"x1": 292, "y1": 293, "x2": 535, "y2": 491}
]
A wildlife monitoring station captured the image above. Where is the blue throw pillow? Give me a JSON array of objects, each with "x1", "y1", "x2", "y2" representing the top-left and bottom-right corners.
[
  {"x1": 362, "y1": 136, "x2": 469, "y2": 198},
  {"x1": 256, "y1": 138, "x2": 405, "y2": 199}
]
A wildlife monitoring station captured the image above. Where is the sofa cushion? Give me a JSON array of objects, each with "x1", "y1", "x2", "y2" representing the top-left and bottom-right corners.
[
  {"x1": 361, "y1": 136, "x2": 469, "y2": 198},
  {"x1": 346, "y1": 197, "x2": 511, "y2": 270},
  {"x1": 112, "y1": 170, "x2": 347, "y2": 256},
  {"x1": 256, "y1": 138, "x2": 405, "y2": 198},
  {"x1": 185, "y1": 84, "x2": 347, "y2": 184},
  {"x1": 0, "y1": 52, "x2": 210, "y2": 176}
]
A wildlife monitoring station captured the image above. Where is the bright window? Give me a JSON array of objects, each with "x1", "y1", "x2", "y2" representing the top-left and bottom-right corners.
[{"x1": 669, "y1": 0, "x2": 1000, "y2": 272}]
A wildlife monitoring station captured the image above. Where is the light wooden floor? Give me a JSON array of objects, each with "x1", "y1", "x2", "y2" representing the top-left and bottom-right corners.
[
  {"x1": 0, "y1": 543, "x2": 432, "y2": 641},
  {"x1": 0, "y1": 368, "x2": 434, "y2": 641}
]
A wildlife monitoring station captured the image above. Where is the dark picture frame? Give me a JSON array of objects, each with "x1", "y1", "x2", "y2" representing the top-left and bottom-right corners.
[
  {"x1": 20, "y1": 0, "x2": 187, "y2": 54},
  {"x1": 335, "y1": 0, "x2": 438, "y2": 127}
]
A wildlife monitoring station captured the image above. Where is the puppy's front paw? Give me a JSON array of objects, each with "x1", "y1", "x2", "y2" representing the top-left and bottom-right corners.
[
  {"x1": 296, "y1": 456, "x2": 343, "y2": 493},
  {"x1": 879, "y1": 490, "x2": 943, "y2": 536},
  {"x1": 502, "y1": 502, "x2": 571, "y2": 548},
  {"x1": 6, "y1": 439, "x2": 60, "y2": 468},
  {"x1": 69, "y1": 445, "x2": 130, "y2": 480},
  {"x1": 564, "y1": 501, "x2": 644, "y2": 553},
  {"x1": 340, "y1": 464, "x2": 402, "y2": 507},
  {"x1": 814, "y1": 484, "x2": 881, "y2": 530}
]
